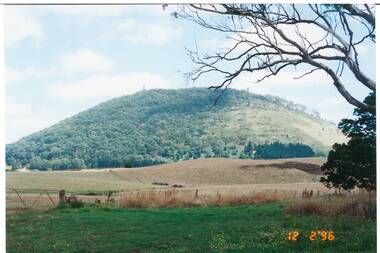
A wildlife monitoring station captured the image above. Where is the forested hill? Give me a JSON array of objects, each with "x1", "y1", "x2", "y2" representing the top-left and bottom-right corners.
[{"x1": 6, "y1": 88, "x2": 345, "y2": 170}]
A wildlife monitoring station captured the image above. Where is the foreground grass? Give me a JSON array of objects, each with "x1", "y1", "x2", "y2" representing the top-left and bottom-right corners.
[{"x1": 7, "y1": 203, "x2": 375, "y2": 253}]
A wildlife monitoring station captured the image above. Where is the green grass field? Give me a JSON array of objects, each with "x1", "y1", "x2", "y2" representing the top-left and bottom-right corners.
[{"x1": 7, "y1": 203, "x2": 375, "y2": 253}]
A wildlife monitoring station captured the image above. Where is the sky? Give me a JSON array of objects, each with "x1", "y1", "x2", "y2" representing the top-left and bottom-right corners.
[{"x1": 4, "y1": 5, "x2": 375, "y2": 143}]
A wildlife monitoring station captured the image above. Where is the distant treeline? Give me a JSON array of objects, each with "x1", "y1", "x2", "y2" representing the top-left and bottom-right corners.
[
  {"x1": 23, "y1": 156, "x2": 166, "y2": 171},
  {"x1": 7, "y1": 140, "x2": 316, "y2": 170}
]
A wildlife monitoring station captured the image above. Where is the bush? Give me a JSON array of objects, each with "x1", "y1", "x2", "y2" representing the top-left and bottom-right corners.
[{"x1": 69, "y1": 200, "x2": 84, "y2": 208}]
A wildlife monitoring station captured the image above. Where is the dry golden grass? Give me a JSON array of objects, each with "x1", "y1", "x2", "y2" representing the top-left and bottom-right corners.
[
  {"x1": 119, "y1": 189, "x2": 285, "y2": 208},
  {"x1": 184, "y1": 182, "x2": 333, "y2": 196},
  {"x1": 7, "y1": 158, "x2": 327, "y2": 192},
  {"x1": 110, "y1": 157, "x2": 326, "y2": 186},
  {"x1": 6, "y1": 170, "x2": 147, "y2": 191},
  {"x1": 118, "y1": 187, "x2": 364, "y2": 211},
  {"x1": 7, "y1": 157, "x2": 337, "y2": 211},
  {"x1": 285, "y1": 191, "x2": 376, "y2": 220}
]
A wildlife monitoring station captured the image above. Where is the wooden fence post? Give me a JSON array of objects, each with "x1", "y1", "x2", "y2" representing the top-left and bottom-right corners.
[
  {"x1": 59, "y1": 190, "x2": 65, "y2": 206},
  {"x1": 194, "y1": 189, "x2": 199, "y2": 198}
]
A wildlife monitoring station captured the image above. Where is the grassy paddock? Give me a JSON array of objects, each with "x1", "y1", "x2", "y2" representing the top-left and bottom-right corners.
[{"x1": 7, "y1": 202, "x2": 375, "y2": 253}]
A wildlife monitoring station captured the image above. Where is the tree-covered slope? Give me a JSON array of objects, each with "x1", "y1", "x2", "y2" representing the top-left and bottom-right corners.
[{"x1": 6, "y1": 88, "x2": 345, "y2": 170}]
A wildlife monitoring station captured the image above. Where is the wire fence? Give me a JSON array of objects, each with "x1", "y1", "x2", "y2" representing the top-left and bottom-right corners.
[
  {"x1": 6, "y1": 186, "x2": 357, "y2": 211},
  {"x1": 6, "y1": 188, "x2": 147, "y2": 211},
  {"x1": 6, "y1": 188, "x2": 58, "y2": 211},
  {"x1": 5, "y1": 188, "x2": 185, "y2": 210}
]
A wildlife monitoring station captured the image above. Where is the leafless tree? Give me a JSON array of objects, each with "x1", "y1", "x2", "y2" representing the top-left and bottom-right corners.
[{"x1": 175, "y1": 4, "x2": 375, "y2": 112}]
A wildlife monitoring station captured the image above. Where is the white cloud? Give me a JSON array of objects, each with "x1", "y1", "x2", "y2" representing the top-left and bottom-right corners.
[
  {"x1": 48, "y1": 72, "x2": 174, "y2": 100},
  {"x1": 23, "y1": 67, "x2": 54, "y2": 78},
  {"x1": 201, "y1": 21, "x2": 345, "y2": 64},
  {"x1": 5, "y1": 97, "x2": 33, "y2": 117},
  {"x1": 114, "y1": 19, "x2": 182, "y2": 45},
  {"x1": 59, "y1": 49, "x2": 116, "y2": 74},
  {"x1": 4, "y1": 6, "x2": 44, "y2": 47},
  {"x1": 199, "y1": 37, "x2": 227, "y2": 52},
  {"x1": 5, "y1": 65, "x2": 25, "y2": 84},
  {"x1": 5, "y1": 65, "x2": 56, "y2": 85},
  {"x1": 6, "y1": 116, "x2": 61, "y2": 143},
  {"x1": 43, "y1": 6, "x2": 129, "y2": 17},
  {"x1": 230, "y1": 68, "x2": 331, "y2": 93},
  {"x1": 356, "y1": 43, "x2": 369, "y2": 55},
  {"x1": 290, "y1": 95, "x2": 353, "y2": 124},
  {"x1": 316, "y1": 97, "x2": 347, "y2": 108},
  {"x1": 5, "y1": 97, "x2": 64, "y2": 143},
  {"x1": 6, "y1": 49, "x2": 115, "y2": 83},
  {"x1": 226, "y1": 69, "x2": 353, "y2": 123},
  {"x1": 39, "y1": 5, "x2": 165, "y2": 18}
]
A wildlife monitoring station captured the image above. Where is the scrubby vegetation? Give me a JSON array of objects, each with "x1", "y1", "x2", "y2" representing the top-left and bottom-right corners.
[
  {"x1": 119, "y1": 189, "x2": 282, "y2": 208},
  {"x1": 285, "y1": 191, "x2": 376, "y2": 220},
  {"x1": 6, "y1": 88, "x2": 339, "y2": 170}
]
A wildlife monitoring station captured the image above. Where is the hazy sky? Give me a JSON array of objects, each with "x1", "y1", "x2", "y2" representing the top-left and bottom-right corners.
[{"x1": 4, "y1": 5, "x2": 375, "y2": 143}]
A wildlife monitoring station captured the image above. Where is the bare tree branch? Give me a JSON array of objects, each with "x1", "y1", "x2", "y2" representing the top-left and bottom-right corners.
[{"x1": 175, "y1": 4, "x2": 376, "y2": 112}]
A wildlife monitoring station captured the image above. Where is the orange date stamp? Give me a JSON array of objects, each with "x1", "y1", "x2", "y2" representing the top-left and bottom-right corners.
[{"x1": 287, "y1": 231, "x2": 335, "y2": 241}]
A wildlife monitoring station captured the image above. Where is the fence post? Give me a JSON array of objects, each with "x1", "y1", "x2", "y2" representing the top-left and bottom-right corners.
[
  {"x1": 59, "y1": 190, "x2": 65, "y2": 206},
  {"x1": 194, "y1": 189, "x2": 199, "y2": 198}
]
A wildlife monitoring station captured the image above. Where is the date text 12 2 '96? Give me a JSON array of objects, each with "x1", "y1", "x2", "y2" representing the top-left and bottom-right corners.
[{"x1": 287, "y1": 231, "x2": 335, "y2": 241}]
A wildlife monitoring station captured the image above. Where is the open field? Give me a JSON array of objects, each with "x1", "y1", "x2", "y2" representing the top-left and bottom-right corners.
[
  {"x1": 6, "y1": 157, "x2": 336, "y2": 210},
  {"x1": 7, "y1": 157, "x2": 327, "y2": 192},
  {"x1": 7, "y1": 203, "x2": 376, "y2": 253},
  {"x1": 6, "y1": 157, "x2": 375, "y2": 253}
]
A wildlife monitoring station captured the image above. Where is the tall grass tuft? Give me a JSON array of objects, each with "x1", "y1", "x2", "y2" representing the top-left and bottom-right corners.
[
  {"x1": 285, "y1": 191, "x2": 376, "y2": 220},
  {"x1": 119, "y1": 189, "x2": 282, "y2": 208}
]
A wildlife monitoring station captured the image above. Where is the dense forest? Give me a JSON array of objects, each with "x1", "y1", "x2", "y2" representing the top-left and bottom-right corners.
[
  {"x1": 6, "y1": 88, "x2": 339, "y2": 170},
  {"x1": 253, "y1": 142, "x2": 315, "y2": 159}
]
